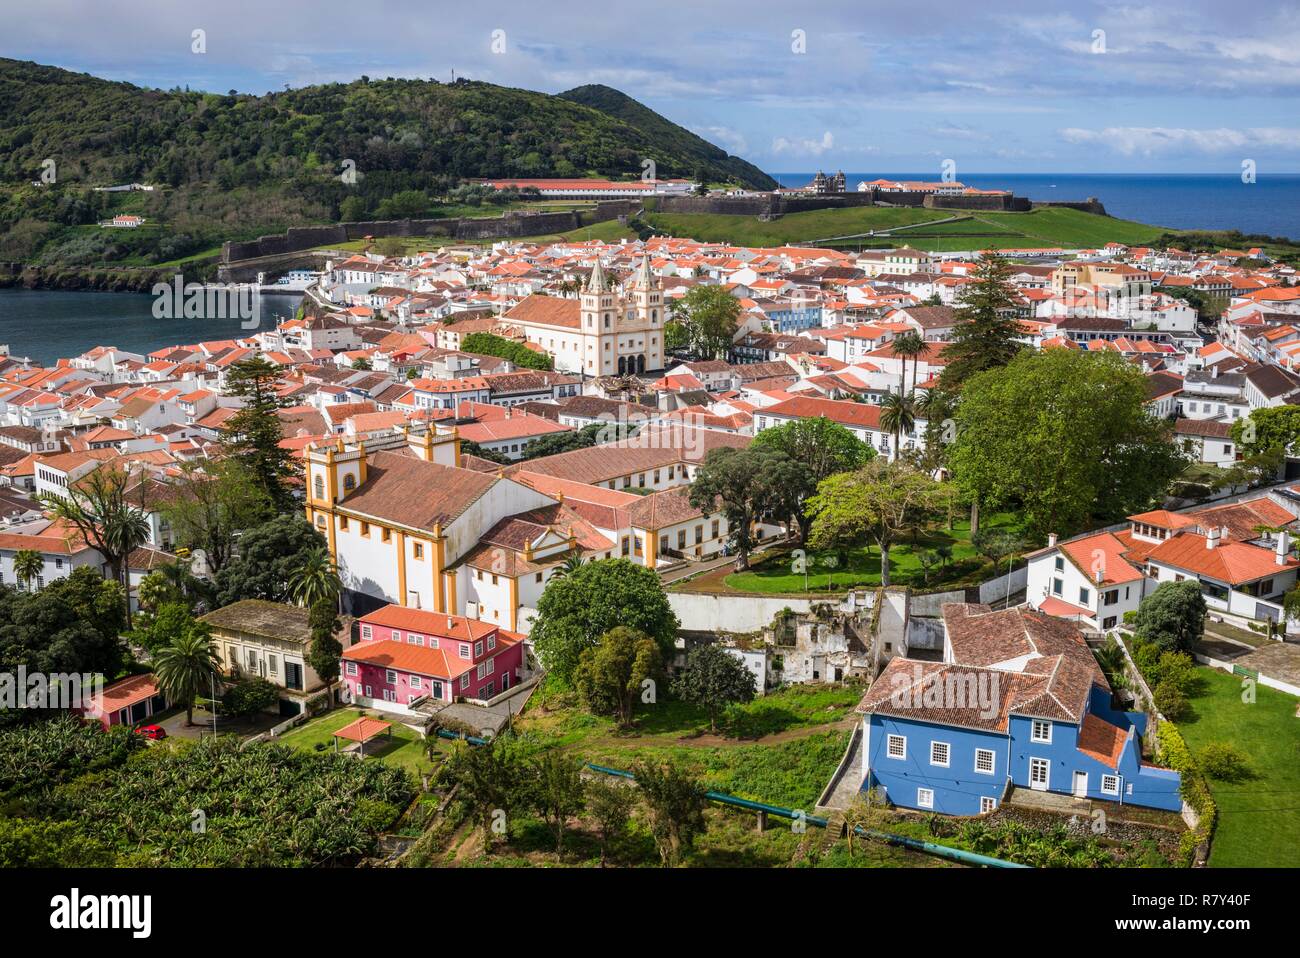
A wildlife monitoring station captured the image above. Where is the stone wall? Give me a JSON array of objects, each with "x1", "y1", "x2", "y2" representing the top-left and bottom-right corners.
[{"x1": 220, "y1": 200, "x2": 640, "y2": 264}]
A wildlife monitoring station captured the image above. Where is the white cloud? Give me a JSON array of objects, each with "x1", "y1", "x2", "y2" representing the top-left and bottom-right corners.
[
  {"x1": 771, "y1": 130, "x2": 834, "y2": 156},
  {"x1": 1058, "y1": 126, "x2": 1300, "y2": 156},
  {"x1": 694, "y1": 125, "x2": 748, "y2": 155}
]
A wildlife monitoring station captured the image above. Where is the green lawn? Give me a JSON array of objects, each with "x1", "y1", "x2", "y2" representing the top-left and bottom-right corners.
[
  {"x1": 277, "y1": 707, "x2": 435, "y2": 779},
  {"x1": 719, "y1": 511, "x2": 1023, "y2": 595},
  {"x1": 638, "y1": 205, "x2": 1167, "y2": 251},
  {"x1": 1176, "y1": 667, "x2": 1300, "y2": 867}
]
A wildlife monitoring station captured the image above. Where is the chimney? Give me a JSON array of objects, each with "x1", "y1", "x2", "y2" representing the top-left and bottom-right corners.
[
  {"x1": 447, "y1": 616, "x2": 454, "y2": 630},
  {"x1": 1047, "y1": 533, "x2": 1058, "y2": 547},
  {"x1": 1277, "y1": 530, "x2": 1290, "y2": 565},
  {"x1": 1211, "y1": 364, "x2": 1219, "y2": 379},
  {"x1": 1206, "y1": 526, "x2": 1221, "y2": 550}
]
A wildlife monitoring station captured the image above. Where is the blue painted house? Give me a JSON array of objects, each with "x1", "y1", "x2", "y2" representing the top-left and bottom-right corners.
[{"x1": 858, "y1": 603, "x2": 1181, "y2": 815}]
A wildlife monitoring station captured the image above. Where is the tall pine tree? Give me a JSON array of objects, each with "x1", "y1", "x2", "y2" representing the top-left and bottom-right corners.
[
  {"x1": 939, "y1": 254, "x2": 1024, "y2": 390},
  {"x1": 220, "y1": 357, "x2": 296, "y2": 512}
]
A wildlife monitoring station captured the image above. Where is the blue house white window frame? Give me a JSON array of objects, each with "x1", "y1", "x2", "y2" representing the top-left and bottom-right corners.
[
  {"x1": 974, "y1": 748, "x2": 996, "y2": 775},
  {"x1": 1030, "y1": 719, "x2": 1052, "y2": 744},
  {"x1": 980, "y1": 796, "x2": 997, "y2": 813},
  {"x1": 1101, "y1": 774, "x2": 1120, "y2": 796},
  {"x1": 886, "y1": 734, "x2": 906, "y2": 760},
  {"x1": 929, "y1": 741, "x2": 950, "y2": 768},
  {"x1": 917, "y1": 788, "x2": 934, "y2": 809}
]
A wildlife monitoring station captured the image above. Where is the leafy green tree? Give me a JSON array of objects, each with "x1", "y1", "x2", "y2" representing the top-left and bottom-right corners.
[
  {"x1": 153, "y1": 627, "x2": 219, "y2": 726},
  {"x1": 42, "y1": 566, "x2": 126, "y2": 645},
  {"x1": 220, "y1": 357, "x2": 296, "y2": 512},
  {"x1": 633, "y1": 760, "x2": 708, "y2": 867},
  {"x1": 214, "y1": 515, "x2": 329, "y2": 607},
  {"x1": 162, "y1": 460, "x2": 273, "y2": 576},
  {"x1": 461, "y1": 332, "x2": 553, "y2": 371},
  {"x1": 339, "y1": 194, "x2": 367, "y2": 222},
  {"x1": 444, "y1": 739, "x2": 527, "y2": 847},
  {"x1": 947, "y1": 349, "x2": 1188, "y2": 539},
  {"x1": 584, "y1": 776, "x2": 635, "y2": 867},
  {"x1": 664, "y1": 320, "x2": 689, "y2": 352},
  {"x1": 671, "y1": 643, "x2": 757, "y2": 732},
  {"x1": 1231, "y1": 405, "x2": 1300, "y2": 459},
  {"x1": 938, "y1": 253, "x2": 1024, "y2": 389},
  {"x1": 1133, "y1": 580, "x2": 1206, "y2": 653},
  {"x1": 130, "y1": 601, "x2": 207, "y2": 656},
  {"x1": 307, "y1": 597, "x2": 343, "y2": 704},
  {"x1": 527, "y1": 752, "x2": 586, "y2": 854},
  {"x1": 573, "y1": 626, "x2": 663, "y2": 726},
  {"x1": 689, "y1": 446, "x2": 801, "y2": 568},
  {"x1": 222, "y1": 676, "x2": 280, "y2": 717},
  {"x1": 531, "y1": 559, "x2": 678, "y2": 684},
  {"x1": 11, "y1": 550, "x2": 42, "y2": 592},
  {"x1": 288, "y1": 546, "x2": 341, "y2": 609},
  {"x1": 676, "y1": 284, "x2": 740, "y2": 360},
  {"x1": 806, "y1": 459, "x2": 950, "y2": 587},
  {"x1": 0, "y1": 585, "x2": 126, "y2": 706},
  {"x1": 750, "y1": 417, "x2": 873, "y2": 538}
]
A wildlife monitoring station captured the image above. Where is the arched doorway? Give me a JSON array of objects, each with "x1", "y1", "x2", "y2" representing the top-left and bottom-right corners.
[
  {"x1": 617, "y1": 356, "x2": 627, "y2": 375},
  {"x1": 635, "y1": 354, "x2": 646, "y2": 374}
]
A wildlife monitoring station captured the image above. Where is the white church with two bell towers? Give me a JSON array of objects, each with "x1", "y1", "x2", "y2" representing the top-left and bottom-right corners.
[{"x1": 502, "y1": 254, "x2": 666, "y2": 376}]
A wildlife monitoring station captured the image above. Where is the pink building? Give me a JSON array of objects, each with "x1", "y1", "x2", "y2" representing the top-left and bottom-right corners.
[
  {"x1": 341, "y1": 605, "x2": 526, "y2": 714},
  {"x1": 78, "y1": 673, "x2": 167, "y2": 729}
]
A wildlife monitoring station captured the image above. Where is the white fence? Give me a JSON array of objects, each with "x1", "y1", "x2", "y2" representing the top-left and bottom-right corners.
[
  {"x1": 1194, "y1": 652, "x2": 1300, "y2": 698},
  {"x1": 978, "y1": 565, "x2": 1029, "y2": 605}
]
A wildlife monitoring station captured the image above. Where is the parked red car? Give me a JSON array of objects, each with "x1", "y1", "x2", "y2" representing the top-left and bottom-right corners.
[{"x1": 134, "y1": 724, "x2": 167, "y2": 740}]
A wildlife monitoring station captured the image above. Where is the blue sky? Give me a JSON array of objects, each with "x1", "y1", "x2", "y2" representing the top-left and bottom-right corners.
[{"x1": 6, "y1": 0, "x2": 1300, "y2": 174}]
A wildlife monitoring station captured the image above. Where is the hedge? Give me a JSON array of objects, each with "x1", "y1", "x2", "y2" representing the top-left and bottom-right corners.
[{"x1": 1155, "y1": 720, "x2": 1218, "y2": 866}]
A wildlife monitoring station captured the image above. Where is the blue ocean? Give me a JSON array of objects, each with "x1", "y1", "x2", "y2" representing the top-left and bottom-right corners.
[{"x1": 771, "y1": 172, "x2": 1300, "y2": 241}]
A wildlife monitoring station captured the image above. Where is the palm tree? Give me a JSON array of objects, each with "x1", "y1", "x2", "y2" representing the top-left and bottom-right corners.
[
  {"x1": 550, "y1": 553, "x2": 587, "y2": 579},
  {"x1": 12, "y1": 549, "x2": 43, "y2": 592},
  {"x1": 154, "y1": 630, "x2": 219, "y2": 726},
  {"x1": 287, "y1": 546, "x2": 342, "y2": 608},
  {"x1": 879, "y1": 391, "x2": 916, "y2": 461},
  {"x1": 892, "y1": 331, "x2": 927, "y2": 394},
  {"x1": 38, "y1": 464, "x2": 151, "y2": 625}
]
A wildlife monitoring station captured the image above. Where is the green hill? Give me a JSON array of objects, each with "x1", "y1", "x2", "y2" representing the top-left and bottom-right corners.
[
  {"x1": 0, "y1": 59, "x2": 773, "y2": 266},
  {"x1": 559, "y1": 84, "x2": 775, "y2": 189}
]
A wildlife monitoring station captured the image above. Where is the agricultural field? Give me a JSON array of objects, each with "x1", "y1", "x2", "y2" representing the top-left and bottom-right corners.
[{"x1": 0, "y1": 717, "x2": 415, "y2": 867}]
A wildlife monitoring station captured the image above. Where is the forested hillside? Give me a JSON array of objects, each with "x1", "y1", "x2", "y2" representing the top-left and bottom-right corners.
[{"x1": 0, "y1": 60, "x2": 772, "y2": 266}]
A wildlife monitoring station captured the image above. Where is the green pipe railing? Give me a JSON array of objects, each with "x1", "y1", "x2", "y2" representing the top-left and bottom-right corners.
[{"x1": 584, "y1": 762, "x2": 1028, "y2": 869}]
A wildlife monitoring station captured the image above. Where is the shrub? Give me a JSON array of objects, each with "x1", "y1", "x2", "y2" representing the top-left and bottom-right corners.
[
  {"x1": 1153, "y1": 679, "x2": 1189, "y2": 720},
  {"x1": 222, "y1": 677, "x2": 281, "y2": 718},
  {"x1": 1196, "y1": 742, "x2": 1251, "y2": 782}
]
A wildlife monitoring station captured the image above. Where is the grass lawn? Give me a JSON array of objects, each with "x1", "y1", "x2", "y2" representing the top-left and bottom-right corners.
[
  {"x1": 714, "y1": 511, "x2": 1023, "y2": 595},
  {"x1": 277, "y1": 707, "x2": 436, "y2": 779},
  {"x1": 1176, "y1": 667, "x2": 1300, "y2": 867},
  {"x1": 638, "y1": 205, "x2": 1168, "y2": 251}
]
